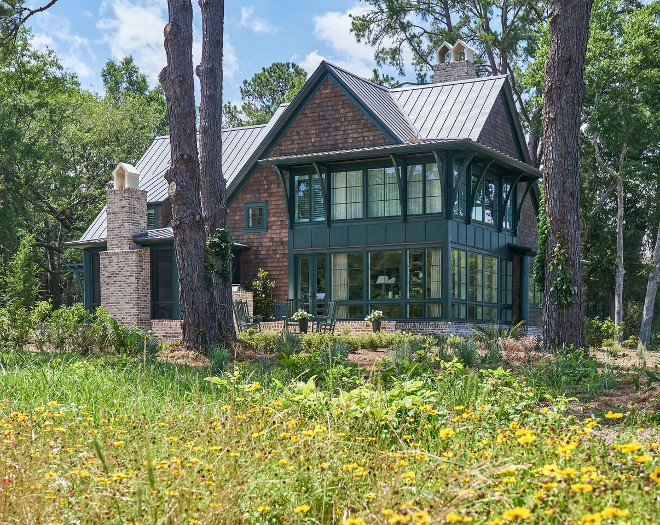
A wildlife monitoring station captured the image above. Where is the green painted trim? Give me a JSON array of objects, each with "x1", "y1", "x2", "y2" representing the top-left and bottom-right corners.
[
  {"x1": 244, "y1": 202, "x2": 268, "y2": 232},
  {"x1": 501, "y1": 82, "x2": 532, "y2": 164}
]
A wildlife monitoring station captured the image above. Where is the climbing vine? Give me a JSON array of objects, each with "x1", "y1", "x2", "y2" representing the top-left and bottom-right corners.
[
  {"x1": 205, "y1": 228, "x2": 233, "y2": 286},
  {"x1": 532, "y1": 185, "x2": 548, "y2": 298},
  {"x1": 548, "y1": 242, "x2": 577, "y2": 307}
]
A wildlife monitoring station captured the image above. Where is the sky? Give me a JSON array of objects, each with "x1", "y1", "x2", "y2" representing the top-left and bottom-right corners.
[{"x1": 25, "y1": 0, "x2": 416, "y2": 104}]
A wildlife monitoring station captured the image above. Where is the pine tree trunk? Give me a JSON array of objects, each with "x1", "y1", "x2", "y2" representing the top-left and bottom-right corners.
[
  {"x1": 614, "y1": 175, "x2": 624, "y2": 338},
  {"x1": 197, "y1": 0, "x2": 236, "y2": 342},
  {"x1": 638, "y1": 217, "x2": 660, "y2": 351},
  {"x1": 159, "y1": 0, "x2": 214, "y2": 350},
  {"x1": 541, "y1": 0, "x2": 593, "y2": 350}
]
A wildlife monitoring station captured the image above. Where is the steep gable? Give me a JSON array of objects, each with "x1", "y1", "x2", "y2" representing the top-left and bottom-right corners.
[
  {"x1": 477, "y1": 92, "x2": 524, "y2": 161},
  {"x1": 270, "y1": 78, "x2": 392, "y2": 157}
]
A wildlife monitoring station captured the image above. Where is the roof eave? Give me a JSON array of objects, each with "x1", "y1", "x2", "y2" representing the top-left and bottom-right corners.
[{"x1": 65, "y1": 239, "x2": 107, "y2": 249}]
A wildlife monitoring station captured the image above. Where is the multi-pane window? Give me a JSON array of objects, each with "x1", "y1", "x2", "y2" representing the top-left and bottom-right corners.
[
  {"x1": 331, "y1": 170, "x2": 363, "y2": 220},
  {"x1": 502, "y1": 181, "x2": 514, "y2": 230},
  {"x1": 368, "y1": 167, "x2": 400, "y2": 217},
  {"x1": 369, "y1": 251, "x2": 402, "y2": 300},
  {"x1": 331, "y1": 253, "x2": 363, "y2": 302},
  {"x1": 295, "y1": 174, "x2": 325, "y2": 222},
  {"x1": 147, "y1": 208, "x2": 157, "y2": 230},
  {"x1": 472, "y1": 173, "x2": 496, "y2": 225},
  {"x1": 407, "y1": 162, "x2": 442, "y2": 215},
  {"x1": 245, "y1": 203, "x2": 267, "y2": 232},
  {"x1": 452, "y1": 249, "x2": 510, "y2": 321},
  {"x1": 453, "y1": 157, "x2": 467, "y2": 217},
  {"x1": 151, "y1": 248, "x2": 175, "y2": 319}
]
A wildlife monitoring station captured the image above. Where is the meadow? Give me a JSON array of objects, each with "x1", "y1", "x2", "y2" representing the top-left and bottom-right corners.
[{"x1": 0, "y1": 334, "x2": 659, "y2": 525}]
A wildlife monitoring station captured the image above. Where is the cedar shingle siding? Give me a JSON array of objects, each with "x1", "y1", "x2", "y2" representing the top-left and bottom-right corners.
[
  {"x1": 271, "y1": 78, "x2": 391, "y2": 157},
  {"x1": 477, "y1": 95, "x2": 520, "y2": 160}
]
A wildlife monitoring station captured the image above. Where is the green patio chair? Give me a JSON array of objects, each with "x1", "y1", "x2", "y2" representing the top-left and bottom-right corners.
[
  {"x1": 233, "y1": 300, "x2": 262, "y2": 332},
  {"x1": 315, "y1": 300, "x2": 339, "y2": 334}
]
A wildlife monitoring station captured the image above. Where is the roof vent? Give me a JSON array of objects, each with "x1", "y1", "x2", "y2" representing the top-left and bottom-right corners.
[
  {"x1": 432, "y1": 40, "x2": 476, "y2": 83},
  {"x1": 112, "y1": 163, "x2": 141, "y2": 190}
]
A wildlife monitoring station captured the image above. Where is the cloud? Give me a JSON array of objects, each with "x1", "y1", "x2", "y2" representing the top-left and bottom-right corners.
[
  {"x1": 301, "y1": 5, "x2": 376, "y2": 78},
  {"x1": 239, "y1": 6, "x2": 280, "y2": 34},
  {"x1": 30, "y1": 11, "x2": 96, "y2": 77},
  {"x1": 98, "y1": 0, "x2": 238, "y2": 85}
]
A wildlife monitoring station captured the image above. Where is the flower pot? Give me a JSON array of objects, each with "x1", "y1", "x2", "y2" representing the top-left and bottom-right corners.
[
  {"x1": 298, "y1": 319, "x2": 309, "y2": 334},
  {"x1": 372, "y1": 320, "x2": 382, "y2": 333}
]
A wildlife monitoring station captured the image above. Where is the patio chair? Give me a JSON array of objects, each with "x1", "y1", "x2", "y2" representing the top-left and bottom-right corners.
[
  {"x1": 315, "y1": 300, "x2": 339, "y2": 334},
  {"x1": 233, "y1": 300, "x2": 262, "y2": 332}
]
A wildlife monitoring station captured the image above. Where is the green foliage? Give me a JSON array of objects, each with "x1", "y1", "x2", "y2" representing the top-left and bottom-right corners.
[
  {"x1": 452, "y1": 338, "x2": 480, "y2": 368},
  {"x1": 223, "y1": 62, "x2": 306, "y2": 127},
  {"x1": 548, "y1": 243, "x2": 578, "y2": 307},
  {"x1": 584, "y1": 317, "x2": 622, "y2": 348},
  {"x1": 1, "y1": 233, "x2": 40, "y2": 309},
  {"x1": 0, "y1": 35, "x2": 167, "y2": 308},
  {"x1": 205, "y1": 228, "x2": 233, "y2": 285},
  {"x1": 533, "y1": 185, "x2": 548, "y2": 299},
  {"x1": 250, "y1": 268, "x2": 275, "y2": 320},
  {"x1": 209, "y1": 345, "x2": 230, "y2": 375},
  {"x1": 472, "y1": 320, "x2": 525, "y2": 342}
]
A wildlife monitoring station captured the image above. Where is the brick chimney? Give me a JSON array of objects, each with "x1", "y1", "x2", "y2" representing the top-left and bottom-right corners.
[
  {"x1": 432, "y1": 40, "x2": 476, "y2": 83},
  {"x1": 100, "y1": 163, "x2": 151, "y2": 328}
]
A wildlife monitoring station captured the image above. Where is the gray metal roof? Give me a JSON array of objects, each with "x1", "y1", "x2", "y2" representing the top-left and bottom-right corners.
[
  {"x1": 133, "y1": 227, "x2": 174, "y2": 244},
  {"x1": 74, "y1": 123, "x2": 271, "y2": 245},
  {"x1": 389, "y1": 76, "x2": 507, "y2": 141},
  {"x1": 325, "y1": 63, "x2": 418, "y2": 142}
]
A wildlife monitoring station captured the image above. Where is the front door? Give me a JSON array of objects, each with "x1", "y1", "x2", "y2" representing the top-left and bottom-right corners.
[{"x1": 298, "y1": 255, "x2": 327, "y2": 316}]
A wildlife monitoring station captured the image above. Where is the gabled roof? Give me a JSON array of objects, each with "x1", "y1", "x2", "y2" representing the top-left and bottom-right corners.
[
  {"x1": 390, "y1": 76, "x2": 507, "y2": 142},
  {"x1": 71, "y1": 61, "x2": 532, "y2": 247}
]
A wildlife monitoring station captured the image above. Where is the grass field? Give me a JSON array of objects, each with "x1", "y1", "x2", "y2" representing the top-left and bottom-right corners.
[{"x1": 0, "y1": 346, "x2": 658, "y2": 524}]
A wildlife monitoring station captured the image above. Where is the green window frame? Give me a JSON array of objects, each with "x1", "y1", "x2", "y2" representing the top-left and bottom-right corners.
[
  {"x1": 471, "y1": 173, "x2": 496, "y2": 225},
  {"x1": 151, "y1": 246, "x2": 180, "y2": 320},
  {"x1": 245, "y1": 202, "x2": 267, "y2": 232},
  {"x1": 529, "y1": 269, "x2": 542, "y2": 308},
  {"x1": 368, "y1": 166, "x2": 400, "y2": 217},
  {"x1": 407, "y1": 162, "x2": 442, "y2": 215},
  {"x1": 451, "y1": 248, "x2": 512, "y2": 322},
  {"x1": 331, "y1": 169, "x2": 363, "y2": 220},
  {"x1": 453, "y1": 156, "x2": 467, "y2": 218},
  {"x1": 294, "y1": 173, "x2": 325, "y2": 223},
  {"x1": 147, "y1": 206, "x2": 158, "y2": 230}
]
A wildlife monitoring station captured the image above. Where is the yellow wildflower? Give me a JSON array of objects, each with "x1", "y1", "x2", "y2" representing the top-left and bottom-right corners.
[
  {"x1": 446, "y1": 513, "x2": 472, "y2": 523},
  {"x1": 571, "y1": 483, "x2": 594, "y2": 493},
  {"x1": 502, "y1": 507, "x2": 532, "y2": 521},
  {"x1": 439, "y1": 428, "x2": 455, "y2": 438},
  {"x1": 293, "y1": 504, "x2": 310, "y2": 514},
  {"x1": 605, "y1": 410, "x2": 623, "y2": 419},
  {"x1": 600, "y1": 507, "x2": 629, "y2": 518}
]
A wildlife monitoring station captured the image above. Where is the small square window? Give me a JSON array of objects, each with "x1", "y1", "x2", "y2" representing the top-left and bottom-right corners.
[{"x1": 245, "y1": 203, "x2": 267, "y2": 232}]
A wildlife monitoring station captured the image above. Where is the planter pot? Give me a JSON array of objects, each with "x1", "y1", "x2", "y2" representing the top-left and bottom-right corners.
[
  {"x1": 372, "y1": 320, "x2": 382, "y2": 333},
  {"x1": 298, "y1": 319, "x2": 309, "y2": 334}
]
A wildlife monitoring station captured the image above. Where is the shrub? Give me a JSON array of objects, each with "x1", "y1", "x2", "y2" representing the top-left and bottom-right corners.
[
  {"x1": 584, "y1": 317, "x2": 621, "y2": 348},
  {"x1": 1, "y1": 234, "x2": 41, "y2": 310},
  {"x1": 452, "y1": 339, "x2": 479, "y2": 368},
  {"x1": 210, "y1": 345, "x2": 230, "y2": 374},
  {"x1": 250, "y1": 268, "x2": 275, "y2": 320}
]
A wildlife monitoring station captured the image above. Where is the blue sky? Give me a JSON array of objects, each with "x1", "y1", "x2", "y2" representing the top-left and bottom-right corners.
[{"x1": 26, "y1": 0, "x2": 415, "y2": 103}]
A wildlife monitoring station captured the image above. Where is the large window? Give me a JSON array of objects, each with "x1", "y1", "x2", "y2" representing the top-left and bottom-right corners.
[
  {"x1": 332, "y1": 253, "x2": 364, "y2": 319},
  {"x1": 369, "y1": 251, "x2": 401, "y2": 300},
  {"x1": 368, "y1": 167, "x2": 400, "y2": 217},
  {"x1": 453, "y1": 157, "x2": 467, "y2": 217},
  {"x1": 502, "y1": 180, "x2": 514, "y2": 230},
  {"x1": 452, "y1": 248, "x2": 510, "y2": 321},
  {"x1": 295, "y1": 174, "x2": 325, "y2": 222},
  {"x1": 529, "y1": 269, "x2": 542, "y2": 307},
  {"x1": 407, "y1": 162, "x2": 442, "y2": 215},
  {"x1": 331, "y1": 170, "x2": 362, "y2": 220}
]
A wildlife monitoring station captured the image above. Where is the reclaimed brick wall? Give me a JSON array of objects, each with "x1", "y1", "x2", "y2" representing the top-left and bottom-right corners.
[
  {"x1": 100, "y1": 248, "x2": 151, "y2": 329},
  {"x1": 228, "y1": 166, "x2": 289, "y2": 301},
  {"x1": 432, "y1": 61, "x2": 477, "y2": 83},
  {"x1": 477, "y1": 95, "x2": 519, "y2": 160},
  {"x1": 270, "y1": 78, "x2": 391, "y2": 157},
  {"x1": 105, "y1": 188, "x2": 148, "y2": 251}
]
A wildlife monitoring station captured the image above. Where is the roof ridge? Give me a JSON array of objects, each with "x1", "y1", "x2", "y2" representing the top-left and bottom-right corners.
[
  {"x1": 389, "y1": 74, "x2": 507, "y2": 92},
  {"x1": 154, "y1": 123, "x2": 269, "y2": 141},
  {"x1": 323, "y1": 60, "x2": 390, "y2": 91}
]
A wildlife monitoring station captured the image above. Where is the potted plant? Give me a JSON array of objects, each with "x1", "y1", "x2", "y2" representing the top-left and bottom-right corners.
[
  {"x1": 292, "y1": 309, "x2": 312, "y2": 333},
  {"x1": 365, "y1": 310, "x2": 384, "y2": 333}
]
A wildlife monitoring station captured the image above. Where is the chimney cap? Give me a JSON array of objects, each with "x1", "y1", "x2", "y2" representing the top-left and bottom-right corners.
[
  {"x1": 112, "y1": 162, "x2": 141, "y2": 189},
  {"x1": 435, "y1": 40, "x2": 475, "y2": 65}
]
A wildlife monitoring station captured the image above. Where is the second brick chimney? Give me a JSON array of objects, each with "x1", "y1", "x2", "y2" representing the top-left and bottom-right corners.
[{"x1": 432, "y1": 40, "x2": 476, "y2": 83}]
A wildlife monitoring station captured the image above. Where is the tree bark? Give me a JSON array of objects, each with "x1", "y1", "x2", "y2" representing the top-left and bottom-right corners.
[
  {"x1": 159, "y1": 0, "x2": 214, "y2": 350},
  {"x1": 197, "y1": 0, "x2": 236, "y2": 342},
  {"x1": 638, "y1": 216, "x2": 660, "y2": 351},
  {"x1": 542, "y1": 0, "x2": 593, "y2": 350}
]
